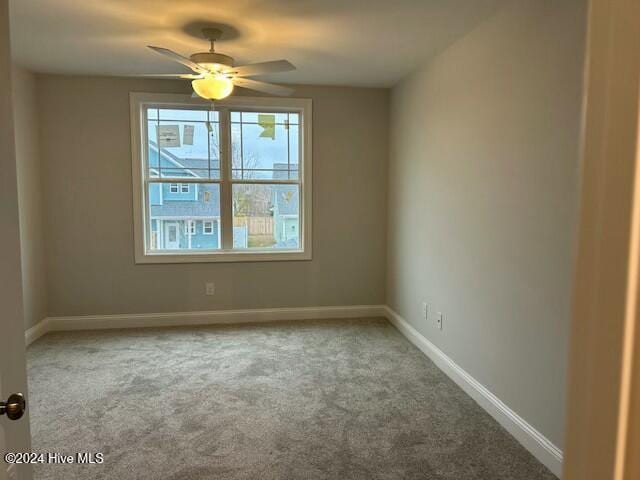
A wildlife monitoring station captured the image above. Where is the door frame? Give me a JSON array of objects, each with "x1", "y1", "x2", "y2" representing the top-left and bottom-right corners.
[{"x1": 563, "y1": 0, "x2": 640, "y2": 478}]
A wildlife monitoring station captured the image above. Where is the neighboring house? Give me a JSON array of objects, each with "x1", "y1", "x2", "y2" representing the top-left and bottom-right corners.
[
  {"x1": 149, "y1": 183, "x2": 221, "y2": 250},
  {"x1": 148, "y1": 142, "x2": 225, "y2": 250},
  {"x1": 272, "y1": 164, "x2": 299, "y2": 248},
  {"x1": 147, "y1": 144, "x2": 297, "y2": 250}
]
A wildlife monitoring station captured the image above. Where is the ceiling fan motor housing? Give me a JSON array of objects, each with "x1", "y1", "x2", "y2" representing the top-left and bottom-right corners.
[{"x1": 190, "y1": 52, "x2": 234, "y2": 70}]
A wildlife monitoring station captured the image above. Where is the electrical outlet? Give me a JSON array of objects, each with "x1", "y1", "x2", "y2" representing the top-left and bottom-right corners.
[
  {"x1": 205, "y1": 282, "x2": 215, "y2": 296},
  {"x1": 421, "y1": 302, "x2": 428, "y2": 320},
  {"x1": 436, "y1": 312, "x2": 443, "y2": 330}
]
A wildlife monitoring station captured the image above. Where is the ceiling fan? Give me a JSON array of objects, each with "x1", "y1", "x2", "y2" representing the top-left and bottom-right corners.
[{"x1": 144, "y1": 27, "x2": 295, "y2": 100}]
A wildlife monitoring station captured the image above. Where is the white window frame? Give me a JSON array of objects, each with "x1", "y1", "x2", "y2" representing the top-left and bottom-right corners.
[
  {"x1": 130, "y1": 92, "x2": 312, "y2": 264},
  {"x1": 169, "y1": 183, "x2": 179, "y2": 193},
  {"x1": 203, "y1": 220, "x2": 214, "y2": 235},
  {"x1": 181, "y1": 183, "x2": 190, "y2": 193},
  {"x1": 188, "y1": 220, "x2": 196, "y2": 235}
]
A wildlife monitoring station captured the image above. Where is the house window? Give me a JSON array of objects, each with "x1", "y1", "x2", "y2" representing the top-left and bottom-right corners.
[{"x1": 131, "y1": 93, "x2": 312, "y2": 263}]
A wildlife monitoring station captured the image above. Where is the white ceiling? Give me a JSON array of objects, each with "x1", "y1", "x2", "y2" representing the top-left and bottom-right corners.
[{"x1": 9, "y1": 0, "x2": 503, "y2": 87}]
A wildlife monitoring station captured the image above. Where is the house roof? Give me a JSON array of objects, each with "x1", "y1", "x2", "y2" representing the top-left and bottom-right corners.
[
  {"x1": 150, "y1": 202, "x2": 219, "y2": 218},
  {"x1": 149, "y1": 141, "x2": 220, "y2": 177}
]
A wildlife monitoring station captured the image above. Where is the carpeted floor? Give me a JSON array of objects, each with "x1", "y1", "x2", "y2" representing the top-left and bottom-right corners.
[{"x1": 27, "y1": 318, "x2": 557, "y2": 480}]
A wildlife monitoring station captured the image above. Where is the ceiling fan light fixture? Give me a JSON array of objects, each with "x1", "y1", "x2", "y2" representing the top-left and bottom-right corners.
[
  {"x1": 192, "y1": 75, "x2": 234, "y2": 100},
  {"x1": 146, "y1": 28, "x2": 295, "y2": 97},
  {"x1": 200, "y1": 63, "x2": 226, "y2": 73}
]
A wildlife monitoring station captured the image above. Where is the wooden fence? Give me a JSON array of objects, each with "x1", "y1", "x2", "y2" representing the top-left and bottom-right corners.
[{"x1": 233, "y1": 216, "x2": 274, "y2": 235}]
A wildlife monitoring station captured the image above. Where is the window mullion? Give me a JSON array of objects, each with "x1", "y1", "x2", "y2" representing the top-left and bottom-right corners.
[{"x1": 220, "y1": 108, "x2": 234, "y2": 250}]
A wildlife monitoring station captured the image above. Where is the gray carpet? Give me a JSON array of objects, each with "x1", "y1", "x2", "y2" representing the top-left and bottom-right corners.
[{"x1": 27, "y1": 318, "x2": 557, "y2": 480}]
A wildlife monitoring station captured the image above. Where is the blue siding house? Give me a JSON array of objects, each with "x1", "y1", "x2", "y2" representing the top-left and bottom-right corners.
[{"x1": 148, "y1": 143, "x2": 222, "y2": 250}]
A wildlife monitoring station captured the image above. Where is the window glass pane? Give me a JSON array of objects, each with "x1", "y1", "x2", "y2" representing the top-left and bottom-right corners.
[
  {"x1": 147, "y1": 111, "x2": 220, "y2": 180},
  {"x1": 208, "y1": 121, "x2": 221, "y2": 175},
  {"x1": 235, "y1": 112, "x2": 292, "y2": 124},
  {"x1": 230, "y1": 111, "x2": 299, "y2": 180},
  {"x1": 148, "y1": 182, "x2": 221, "y2": 251},
  {"x1": 231, "y1": 121, "x2": 242, "y2": 176},
  {"x1": 232, "y1": 184, "x2": 299, "y2": 249},
  {"x1": 158, "y1": 108, "x2": 208, "y2": 121},
  {"x1": 288, "y1": 124, "x2": 299, "y2": 180},
  {"x1": 141, "y1": 103, "x2": 306, "y2": 259}
]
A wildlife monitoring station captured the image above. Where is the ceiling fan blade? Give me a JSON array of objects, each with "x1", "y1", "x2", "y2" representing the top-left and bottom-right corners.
[
  {"x1": 147, "y1": 46, "x2": 209, "y2": 75},
  {"x1": 230, "y1": 60, "x2": 295, "y2": 77},
  {"x1": 232, "y1": 78, "x2": 293, "y2": 96},
  {"x1": 134, "y1": 73, "x2": 204, "y2": 79}
]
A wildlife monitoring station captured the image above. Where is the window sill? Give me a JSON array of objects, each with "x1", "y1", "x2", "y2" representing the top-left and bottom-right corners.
[{"x1": 135, "y1": 249, "x2": 312, "y2": 264}]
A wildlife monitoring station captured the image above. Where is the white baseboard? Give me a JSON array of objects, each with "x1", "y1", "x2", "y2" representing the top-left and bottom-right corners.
[
  {"x1": 25, "y1": 305, "x2": 386, "y2": 343},
  {"x1": 384, "y1": 306, "x2": 563, "y2": 477},
  {"x1": 25, "y1": 318, "x2": 51, "y2": 346}
]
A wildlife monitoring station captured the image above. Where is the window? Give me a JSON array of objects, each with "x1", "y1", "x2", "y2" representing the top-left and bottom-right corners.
[{"x1": 131, "y1": 93, "x2": 312, "y2": 263}]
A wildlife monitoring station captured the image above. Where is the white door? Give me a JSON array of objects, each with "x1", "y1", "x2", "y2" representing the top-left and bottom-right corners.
[
  {"x1": 164, "y1": 222, "x2": 180, "y2": 249},
  {"x1": 0, "y1": 1, "x2": 33, "y2": 479}
]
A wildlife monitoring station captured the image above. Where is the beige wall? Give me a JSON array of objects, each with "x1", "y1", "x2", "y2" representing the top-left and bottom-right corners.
[
  {"x1": 386, "y1": 0, "x2": 586, "y2": 448},
  {"x1": 12, "y1": 65, "x2": 47, "y2": 330},
  {"x1": 37, "y1": 76, "x2": 388, "y2": 316}
]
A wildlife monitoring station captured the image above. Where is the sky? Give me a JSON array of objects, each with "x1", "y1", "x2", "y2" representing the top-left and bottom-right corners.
[{"x1": 147, "y1": 108, "x2": 300, "y2": 177}]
